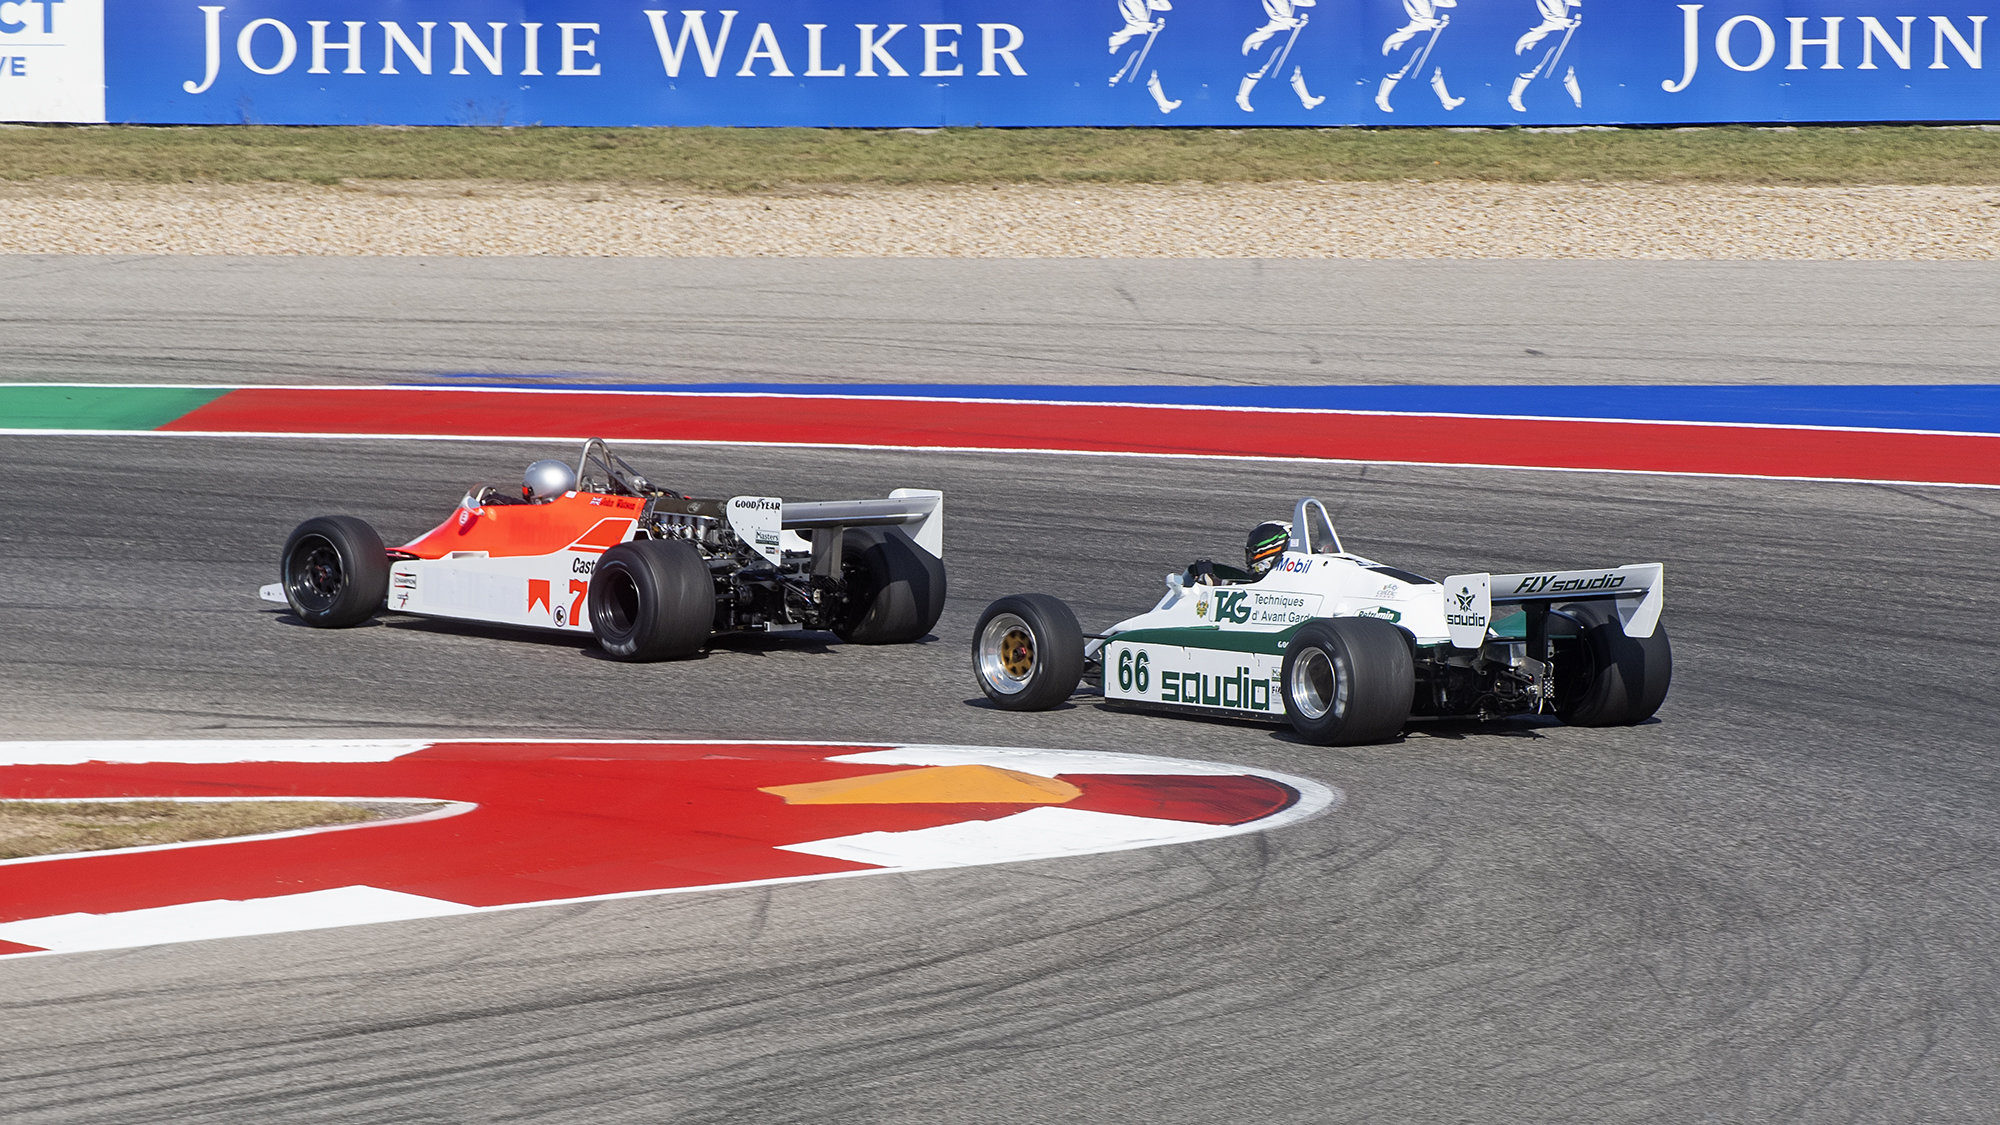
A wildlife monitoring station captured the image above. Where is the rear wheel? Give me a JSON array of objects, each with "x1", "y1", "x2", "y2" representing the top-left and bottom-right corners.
[
  {"x1": 1552, "y1": 605, "x2": 1672, "y2": 727},
  {"x1": 281, "y1": 516, "x2": 388, "y2": 628},
  {"x1": 588, "y1": 540, "x2": 716, "y2": 661},
  {"x1": 832, "y1": 527, "x2": 947, "y2": 645},
  {"x1": 1279, "y1": 617, "x2": 1415, "y2": 746},
  {"x1": 973, "y1": 594, "x2": 1085, "y2": 711}
]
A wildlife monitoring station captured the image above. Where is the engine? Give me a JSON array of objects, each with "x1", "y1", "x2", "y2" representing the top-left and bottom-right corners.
[{"x1": 638, "y1": 494, "x2": 848, "y2": 633}]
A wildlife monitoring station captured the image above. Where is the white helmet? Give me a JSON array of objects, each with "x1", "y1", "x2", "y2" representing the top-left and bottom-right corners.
[{"x1": 523, "y1": 459, "x2": 576, "y2": 501}]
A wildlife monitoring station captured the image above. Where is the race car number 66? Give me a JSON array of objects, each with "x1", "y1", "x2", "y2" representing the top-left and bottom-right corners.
[{"x1": 1117, "y1": 649, "x2": 1150, "y2": 693}]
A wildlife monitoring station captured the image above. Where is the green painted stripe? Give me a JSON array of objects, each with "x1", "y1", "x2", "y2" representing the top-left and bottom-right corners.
[
  {"x1": 1110, "y1": 623, "x2": 1303, "y2": 656},
  {"x1": 0, "y1": 386, "x2": 230, "y2": 431}
]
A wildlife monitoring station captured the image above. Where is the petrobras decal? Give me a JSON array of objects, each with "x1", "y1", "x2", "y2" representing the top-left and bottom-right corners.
[
  {"x1": 1105, "y1": 642, "x2": 1283, "y2": 715},
  {"x1": 61, "y1": 2, "x2": 2000, "y2": 127},
  {"x1": 1196, "y1": 588, "x2": 1323, "y2": 627}
]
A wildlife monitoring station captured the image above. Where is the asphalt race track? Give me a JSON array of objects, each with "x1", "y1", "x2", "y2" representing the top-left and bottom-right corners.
[
  {"x1": 6, "y1": 257, "x2": 2000, "y2": 386},
  {"x1": 3, "y1": 260, "x2": 2000, "y2": 1123}
]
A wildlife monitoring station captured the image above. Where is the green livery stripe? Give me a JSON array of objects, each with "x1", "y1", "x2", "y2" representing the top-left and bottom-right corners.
[
  {"x1": 0, "y1": 386, "x2": 230, "y2": 431},
  {"x1": 1111, "y1": 623, "x2": 1304, "y2": 656}
]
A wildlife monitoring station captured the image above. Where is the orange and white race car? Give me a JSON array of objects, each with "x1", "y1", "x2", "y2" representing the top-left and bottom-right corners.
[{"x1": 261, "y1": 438, "x2": 945, "y2": 660}]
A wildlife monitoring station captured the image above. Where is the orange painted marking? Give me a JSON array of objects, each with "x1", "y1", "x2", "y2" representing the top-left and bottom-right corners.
[
  {"x1": 761, "y1": 764, "x2": 1083, "y2": 806},
  {"x1": 399, "y1": 494, "x2": 636, "y2": 560},
  {"x1": 527, "y1": 579, "x2": 551, "y2": 615},
  {"x1": 568, "y1": 517, "x2": 636, "y2": 554}
]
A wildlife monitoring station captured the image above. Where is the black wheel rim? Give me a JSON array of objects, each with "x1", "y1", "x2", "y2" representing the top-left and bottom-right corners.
[
  {"x1": 286, "y1": 536, "x2": 344, "y2": 613},
  {"x1": 597, "y1": 566, "x2": 639, "y2": 634},
  {"x1": 838, "y1": 554, "x2": 877, "y2": 629}
]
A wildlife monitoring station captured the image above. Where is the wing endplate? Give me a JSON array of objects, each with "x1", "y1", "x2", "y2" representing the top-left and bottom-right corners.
[{"x1": 1438, "y1": 572, "x2": 1493, "y2": 650}]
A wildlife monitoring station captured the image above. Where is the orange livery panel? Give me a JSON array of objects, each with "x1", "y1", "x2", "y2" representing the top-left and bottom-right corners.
[{"x1": 398, "y1": 493, "x2": 640, "y2": 560}]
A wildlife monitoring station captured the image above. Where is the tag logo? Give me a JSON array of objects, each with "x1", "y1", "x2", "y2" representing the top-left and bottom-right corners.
[{"x1": 1213, "y1": 591, "x2": 1251, "y2": 625}]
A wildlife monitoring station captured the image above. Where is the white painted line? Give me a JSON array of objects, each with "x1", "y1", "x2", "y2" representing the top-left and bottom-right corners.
[
  {"x1": 0, "y1": 886, "x2": 479, "y2": 954},
  {"x1": 780, "y1": 806, "x2": 1250, "y2": 868},
  {"x1": 9, "y1": 380, "x2": 2000, "y2": 436},
  {"x1": 368, "y1": 383, "x2": 2000, "y2": 439},
  {"x1": 4, "y1": 428, "x2": 1993, "y2": 491},
  {"x1": 834, "y1": 744, "x2": 1256, "y2": 777},
  {"x1": 0, "y1": 740, "x2": 435, "y2": 766}
]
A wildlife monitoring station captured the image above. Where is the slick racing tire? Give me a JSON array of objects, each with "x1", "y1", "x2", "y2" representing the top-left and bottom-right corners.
[
  {"x1": 973, "y1": 594, "x2": 1085, "y2": 711},
  {"x1": 832, "y1": 527, "x2": 947, "y2": 645},
  {"x1": 281, "y1": 515, "x2": 389, "y2": 629},
  {"x1": 1551, "y1": 604, "x2": 1672, "y2": 727},
  {"x1": 1280, "y1": 617, "x2": 1415, "y2": 746},
  {"x1": 588, "y1": 540, "x2": 717, "y2": 661}
]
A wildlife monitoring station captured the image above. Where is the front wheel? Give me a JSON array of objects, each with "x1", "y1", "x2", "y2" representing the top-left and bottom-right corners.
[
  {"x1": 973, "y1": 594, "x2": 1085, "y2": 711},
  {"x1": 281, "y1": 516, "x2": 389, "y2": 628},
  {"x1": 588, "y1": 539, "x2": 717, "y2": 661},
  {"x1": 1279, "y1": 617, "x2": 1415, "y2": 746}
]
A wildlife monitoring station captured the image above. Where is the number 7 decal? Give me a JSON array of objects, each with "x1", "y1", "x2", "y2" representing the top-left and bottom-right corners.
[{"x1": 569, "y1": 579, "x2": 588, "y2": 627}]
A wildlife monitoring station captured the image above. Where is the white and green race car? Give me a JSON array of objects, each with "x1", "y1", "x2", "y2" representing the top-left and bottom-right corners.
[{"x1": 971, "y1": 498, "x2": 1670, "y2": 746}]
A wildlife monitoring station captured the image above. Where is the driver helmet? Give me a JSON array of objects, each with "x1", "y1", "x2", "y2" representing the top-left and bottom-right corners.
[
  {"x1": 523, "y1": 459, "x2": 577, "y2": 502},
  {"x1": 1245, "y1": 520, "x2": 1292, "y2": 576}
]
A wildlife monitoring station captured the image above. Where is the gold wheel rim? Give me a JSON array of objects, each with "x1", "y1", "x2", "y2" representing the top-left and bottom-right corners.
[{"x1": 999, "y1": 628, "x2": 1035, "y2": 678}]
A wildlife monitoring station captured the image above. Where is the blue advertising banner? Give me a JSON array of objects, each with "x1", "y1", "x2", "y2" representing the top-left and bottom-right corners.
[{"x1": 1, "y1": 2, "x2": 1994, "y2": 126}]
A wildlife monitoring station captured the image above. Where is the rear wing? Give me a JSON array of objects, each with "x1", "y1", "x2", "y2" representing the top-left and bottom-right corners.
[
  {"x1": 725, "y1": 489, "x2": 943, "y2": 566},
  {"x1": 1439, "y1": 563, "x2": 1664, "y2": 649}
]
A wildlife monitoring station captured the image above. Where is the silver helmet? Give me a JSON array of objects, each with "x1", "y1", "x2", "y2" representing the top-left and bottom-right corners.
[{"x1": 522, "y1": 459, "x2": 577, "y2": 501}]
